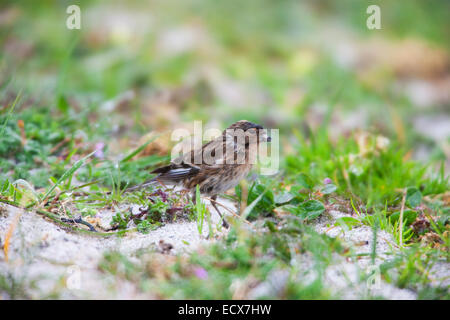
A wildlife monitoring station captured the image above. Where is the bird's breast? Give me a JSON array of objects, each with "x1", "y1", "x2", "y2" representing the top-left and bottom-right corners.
[{"x1": 200, "y1": 163, "x2": 253, "y2": 195}]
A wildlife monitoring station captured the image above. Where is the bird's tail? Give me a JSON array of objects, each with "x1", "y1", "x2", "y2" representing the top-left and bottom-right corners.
[{"x1": 115, "y1": 163, "x2": 187, "y2": 194}]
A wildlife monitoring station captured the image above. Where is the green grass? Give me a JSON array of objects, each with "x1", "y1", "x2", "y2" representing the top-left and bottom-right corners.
[{"x1": 285, "y1": 128, "x2": 448, "y2": 209}]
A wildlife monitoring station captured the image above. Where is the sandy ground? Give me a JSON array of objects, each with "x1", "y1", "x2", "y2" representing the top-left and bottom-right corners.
[
  {"x1": 0, "y1": 199, "x2": 230, "y2": 299},
  {"x1": 0, "y1": 201, "x2": 447, "y2": 299}
]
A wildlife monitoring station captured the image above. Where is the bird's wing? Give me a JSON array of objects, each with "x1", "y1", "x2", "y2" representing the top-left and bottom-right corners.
[
  {"x1": 208, "y1": 134, "x2": 246, "y2": 166},
  {"x1": 171, "y1": 136, "x2": 235, "y2": 167},
  {"x1": 198, "y1": 136, "x2": 245, "y2": 169},
  {"x1": 150, "y1": 162, "x2": 201, "y2": 183},
  {"x1": 160, "y1": 133, "x2": 243, "y2": 174}
]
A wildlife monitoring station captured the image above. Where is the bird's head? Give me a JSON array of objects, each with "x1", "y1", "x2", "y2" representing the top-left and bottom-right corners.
[{"x1": 224, "y1": 120, "x2": 272, "y2": 144}]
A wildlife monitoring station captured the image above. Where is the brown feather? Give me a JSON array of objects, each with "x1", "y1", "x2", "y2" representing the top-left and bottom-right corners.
[{"x1": 148, "y1": 120, "x2": 269, "y2": 196}]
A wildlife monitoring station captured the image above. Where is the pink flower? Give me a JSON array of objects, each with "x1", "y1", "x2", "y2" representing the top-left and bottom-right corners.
[
  {"x1": 94, "y1": 142, "x2": 105, "y2": 159},
  {"x1": 323, "y1": 178, "x2": 332, "y2": 185},
  {"x1": 194, "y1": 267, "x2": 208, "y2": 280}
]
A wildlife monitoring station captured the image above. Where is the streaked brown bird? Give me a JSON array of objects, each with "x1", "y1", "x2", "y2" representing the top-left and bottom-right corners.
[{"x1": 128, "y1": 120, "x2": 271, "y2": 227}]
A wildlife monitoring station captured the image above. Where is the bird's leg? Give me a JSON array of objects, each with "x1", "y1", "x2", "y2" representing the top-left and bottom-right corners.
[
  {"x1": 155, "y1": 178, "x2": 167, "y2": 188},
  {"x1": 191, "y1": 190, "x2": 196, "y2": 205},
  {"x1": 210, "y1": 195, "x2": 229, "y2": 228}
]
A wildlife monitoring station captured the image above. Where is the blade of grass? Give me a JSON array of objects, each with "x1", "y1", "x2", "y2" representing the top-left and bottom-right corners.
[
  {"x1": 40, "y1": 151, "x2": 96, "y2": 204},
  {"x1": 371, "y1": 220, "x2": 378, "y2": 265},
  {"x1": 241, "y1": 179, "x2": 278, "y2": 221},
  {"x1": 120, "y1": 135, "x2": 159, "y2": 163},
  {"x1": 196, "y1": 185, "x2": 204, "y2": 235},
  {"x1": 0, "y1": 90, "x2": 22, "y2": 137},
  {"x1": 241, "y1": 188, "x2": 267, "y2": 221},
  {"x1": 56, "y1": 36, "x2": 79, "y2": 114},
  {"x1": 399, "y1": 188, "x2": 406, "y2": 247}
]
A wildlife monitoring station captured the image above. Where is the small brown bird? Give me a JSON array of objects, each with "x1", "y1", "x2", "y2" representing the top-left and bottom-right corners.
[{"x1": 128, "y1": 120, "x2": 271, "y2": 227}]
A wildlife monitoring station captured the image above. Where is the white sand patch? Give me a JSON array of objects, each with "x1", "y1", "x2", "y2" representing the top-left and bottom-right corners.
[
  {"x1": 314, "y1": 210, "x2": 398, "y2": 268},
  {"x1": 0, "y1": 199, "x2": 234, "y2": 299},
  {"x1": 0, "y1": 202, "x2": 447, "y2": 299}
]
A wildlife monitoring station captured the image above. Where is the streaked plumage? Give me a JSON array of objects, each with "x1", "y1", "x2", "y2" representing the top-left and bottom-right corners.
[{"x1": 128, "y1": 120, "x2": 271, "y2": 227}]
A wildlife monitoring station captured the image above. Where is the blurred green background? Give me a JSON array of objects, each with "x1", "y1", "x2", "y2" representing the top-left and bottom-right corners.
[{"x1": 1, "y1": 0, "x2": 449, "y2": 188}]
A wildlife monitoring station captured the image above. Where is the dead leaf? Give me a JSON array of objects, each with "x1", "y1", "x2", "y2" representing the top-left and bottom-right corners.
[{"x1": 3, "y1": 212, "x2": 22, "y2": 262}]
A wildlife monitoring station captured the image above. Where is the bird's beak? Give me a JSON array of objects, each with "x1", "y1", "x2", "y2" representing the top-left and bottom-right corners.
[{"x1": 259, "y1": 129, "x2": 271, "y2": 142}]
